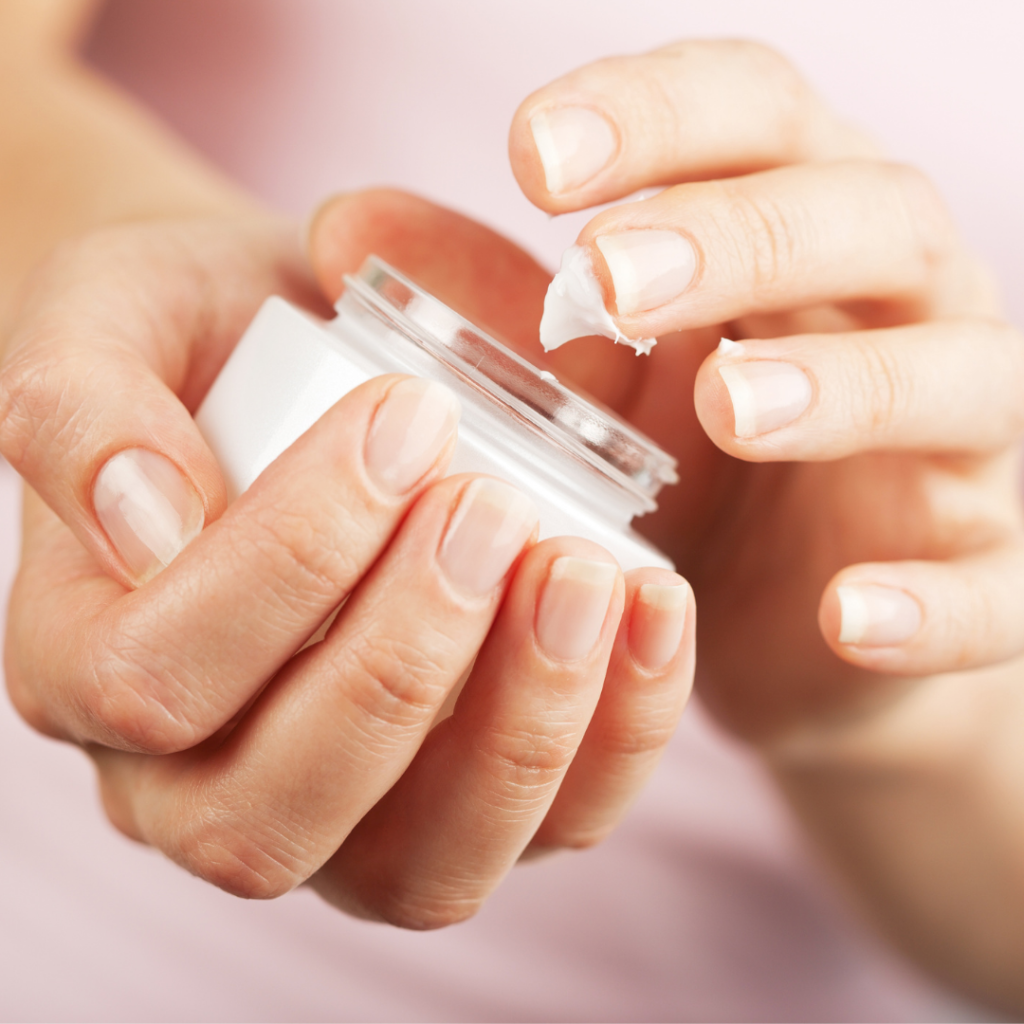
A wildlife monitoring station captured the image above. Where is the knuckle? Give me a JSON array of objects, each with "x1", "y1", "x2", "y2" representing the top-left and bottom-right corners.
[
  {"x1": 592, "y1": 719, "x2": 678, "y2": 760},
  {"x1": 545, "y1": 827, "x2": 613, "y2": 852},
  {"x1": 173, "y1": 808, "x2": 308, "y2": 901},
  {"x1": 887, "y1": 162, "x2": 955, "y2": 267},
  {"x1": 376, "y1": 885, "x2": 483, "y2": 931},
  {"x1": 731, "y1": 39, "x2": 805, "y2": 100},
  {"x1": 724, "y1": 186, "x2": 799, "y2": 295},
  {"x1": 4, "y1": 658, "x2": 55, "y2": 737},
  {"x1": 852, "y1": 336, "x2": 913, "y2": 438},
  {"x1": 484, "y1": 724, "x2": 580, "y2": 789},
  {"x1": 0, "y1": 351, "x2": 59, "y2": 470},
  {"x1": 246, "y1": 502, "x2": 366, "y2": 605},
  {"x1": 83, "y1": 641, "x2": 210, "y2": 753},
  {"x1": 346, "y1": 629, "x2": 455, "y2": 730}
]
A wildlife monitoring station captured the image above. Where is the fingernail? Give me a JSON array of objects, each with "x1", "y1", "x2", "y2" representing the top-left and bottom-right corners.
[
  {"x1": 93, "y1": 448, "x2": 204, "y2": 584},
  {"x1": 630, "y1": 581, "x2": 689, "y2": 670},
  {"x1": 536, "y1": 556, "x2": 618, "y2": 661},
  {"x1": 595, "y1": 231, "x2": 697, "y2": 315},
  {"x1": 837, "y1": 584, "x2": 922, "y2": 646},
  {"x1": 365, "y1": 378, "x2": 461, "y2": 494},
  {"x1": 530, "y1": 107, "x2": 617, "y2": 195},
  {"x1": 718, "y1": 361, "x2": 812, "y2": 438},
  {"x1": 438, "y1": 479, "x2": 538, "y2": 595}
]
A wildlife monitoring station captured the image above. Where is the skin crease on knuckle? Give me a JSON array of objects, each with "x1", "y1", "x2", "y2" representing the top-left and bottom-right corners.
[
  {"x1": 241, "y1": 499, "x2": 371, "y2": 610},
  {"x1": 79, "y1": 633, "x2": 217, "y2": 754},
  {"x1": 343, "y1": 625, "x2": 463, "y2": 733},
  {"x1": 366, "y1": 871, "x2": 487, "y2": 932},
  {"x1": 724, "y1": 186, "x2": 800, "y2": 298},
  {"x1": 168, "y1": 802, "x2": 311, "y2": 901}
]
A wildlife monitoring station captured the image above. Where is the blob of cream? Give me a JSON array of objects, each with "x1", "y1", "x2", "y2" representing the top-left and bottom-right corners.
[{"x1": 539, "y1": 245, "x2": 657, "y2": 356}]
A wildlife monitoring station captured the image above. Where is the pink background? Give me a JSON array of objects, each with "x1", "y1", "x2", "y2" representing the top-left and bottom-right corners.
[{"x1": 1, "y1": 1, "x2": 1021, "y2": 1020}]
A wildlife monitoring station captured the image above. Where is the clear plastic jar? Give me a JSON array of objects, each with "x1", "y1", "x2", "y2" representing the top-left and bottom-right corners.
[{"x1": 195, "y1": 257, "x2": 677, "y2": 571}]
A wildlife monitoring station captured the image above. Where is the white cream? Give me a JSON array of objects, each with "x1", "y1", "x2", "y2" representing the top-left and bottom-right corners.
[{"x1": 539, "y1": 245, "x2": 657, "y2": 356}]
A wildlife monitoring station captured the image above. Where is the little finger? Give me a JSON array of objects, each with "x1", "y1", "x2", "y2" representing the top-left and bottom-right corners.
[{"x1": 528, "y1": 568, "x2": 694, "y2": 852}]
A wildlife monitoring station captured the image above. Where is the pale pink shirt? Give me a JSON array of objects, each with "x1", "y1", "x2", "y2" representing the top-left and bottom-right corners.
[{"x1": 3, "y1": 0, "x2": 1019, "y2": 1019}]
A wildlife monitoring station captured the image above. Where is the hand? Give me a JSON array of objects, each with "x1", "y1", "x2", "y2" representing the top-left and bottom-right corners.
[
  {"x1": 0, "y1": 201, "x2": 694, "y2": 925},
  {"x1": 507, "y1": 40, "x2": 1024, "y2": 1006},
  {"x1": 508, "y1": 39, "x2": 1023, "y2": 740}
]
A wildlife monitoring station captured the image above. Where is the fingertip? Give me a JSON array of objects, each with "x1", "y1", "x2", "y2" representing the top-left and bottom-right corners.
[
  {"x1": 622, "y1": 569, "x2": 693, "y2": 674},
  {"x1": 305, "y1": 190, "x2": 359, "y2": 302},
  {"x1": 694, "y1": 341, "x2": 750, "y2": 453},
  {"x1": 510, "y1": 90, "x2": 620, "y2": 214},
  {"x1": 508, "y1": 99, "x2": 554, "y2": 211},
  {"x1": 819, "y1": 570, "x2": 925, "y2": 673}
]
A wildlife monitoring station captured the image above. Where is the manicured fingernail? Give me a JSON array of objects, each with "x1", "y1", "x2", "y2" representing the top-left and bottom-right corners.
[
  {"x1": 530, "y1": 107, "x2": 617, "y2": 195},
  {"x1": 630, "y1": 581, "x2": 690, "y2": 670},
  {"x1": 837, "y1": 584, "x2": 922, "y2": 646},
  {"x1": 365, "y1": 378, "x2": 461, "y2": 494},
  {"x1": 718, "y1": 361, "x2": 812, "y2": 438},
  {"x1": 595, "y1": 231, "x2": 697, "y2": 316},
  {"x1": 536, "y1": 556, "x2": 618, "y2": 661},
  {"x1": 93, "y1": 448, "x2": 204, "y2": 584},
  {"x1": 439, "y1": 479, "x2": 538, "y2": 595}
]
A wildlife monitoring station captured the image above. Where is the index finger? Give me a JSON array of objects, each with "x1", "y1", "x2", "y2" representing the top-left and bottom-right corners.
[
  {"x1": 510, "y1": 39, "x2": 878, "y2": 213},
  {"x1": 0, "y1": 218, "x2": 323, "y2": 588},
  {"x1": 7, "y1": 373, "x2": 460, "y2": 755}
]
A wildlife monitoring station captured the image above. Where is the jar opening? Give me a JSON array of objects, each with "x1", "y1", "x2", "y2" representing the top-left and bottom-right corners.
[{"x1": 341, "y1": 257, "x2": 678, "y2": 506}]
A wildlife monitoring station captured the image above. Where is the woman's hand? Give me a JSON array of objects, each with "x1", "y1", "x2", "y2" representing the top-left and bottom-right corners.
[
  {"x1": 508, "y1": 40, "x2": 1024, "y2": 1008},
  {"x1": 509, "y1": 38, "x2": 1022, "y2": 736},
  {"x1": 0, "y1": 200, "x2": 694, "y2": 926}
]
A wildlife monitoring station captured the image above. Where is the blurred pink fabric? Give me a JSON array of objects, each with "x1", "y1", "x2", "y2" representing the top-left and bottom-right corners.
[{"x1": 2, "y1": 1, "x2": 1021, "y2": 1020}]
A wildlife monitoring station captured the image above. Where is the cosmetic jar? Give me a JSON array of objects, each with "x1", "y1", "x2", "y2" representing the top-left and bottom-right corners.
[{"x1": 195, "y1": 257, "x2": 677, "y2": 571}]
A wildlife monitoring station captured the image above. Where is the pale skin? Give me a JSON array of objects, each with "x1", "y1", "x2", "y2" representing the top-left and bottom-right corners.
[{"x1": 1, "y1": 3, "x2": 1023, "y2": 1014}]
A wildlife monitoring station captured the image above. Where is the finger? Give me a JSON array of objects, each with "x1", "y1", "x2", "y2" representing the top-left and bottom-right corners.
[
  {"x1": 819, "y1": 547, "x2": 1024, "y2": 676},
  {"x1": 694, "y1": 319, "x2": 1024, "y2": 460},
  {"x1": 528, "y1": 568, "x2": 694, "y2": 852},
  {"x1": 510, "y1": 39, "x2": 877, "y2": 213},
  {"x1": 312, "y1": 538, "x2": 624, "y2": 928},
  {"x1": 0, "y1": 218, "x2": 325, "y2": 587},
  {"x1": 570, "y1": 160, "x2": 992, "y2": 346},
  {"x1": 91, "y1": 475, "x2": 540, "y2": 898},
  {"x1": 307, "y1": 188, "x2": 551, "y2": 354},
  {"x1": 8, "y1": 374, "x2": 461, "y2": 752}
]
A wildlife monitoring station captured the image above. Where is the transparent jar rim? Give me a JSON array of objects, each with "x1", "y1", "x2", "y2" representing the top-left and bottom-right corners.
[{"x1": 340, "y1": 256, "x2": 678, "y2": 506}]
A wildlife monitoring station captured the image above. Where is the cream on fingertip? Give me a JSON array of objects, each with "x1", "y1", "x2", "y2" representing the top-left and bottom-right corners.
[{"x1": 539, "y1": 245, "x2": 656, "y2": 354}]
